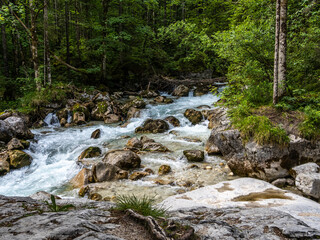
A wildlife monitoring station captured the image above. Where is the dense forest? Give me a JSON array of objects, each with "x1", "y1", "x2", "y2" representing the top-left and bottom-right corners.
[{"x1": 0, "y1": 0, "x2": 320, "y2": 139}]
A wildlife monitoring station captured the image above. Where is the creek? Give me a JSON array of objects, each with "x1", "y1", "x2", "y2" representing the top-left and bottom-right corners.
[{"x1": 0, "y1": 90, "x2": 234, "y2": 202}]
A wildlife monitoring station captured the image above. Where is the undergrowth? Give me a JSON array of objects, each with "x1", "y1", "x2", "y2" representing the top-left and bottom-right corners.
[
  {"x1": 45, "y1": 195, "x2": 74, "y2": 212},
  {"x1": 115, "y1": 195, "x2": 167, "y2": 218}
]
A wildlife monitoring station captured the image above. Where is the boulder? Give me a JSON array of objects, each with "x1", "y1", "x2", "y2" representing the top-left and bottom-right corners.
[
  {"x1": 8, "y1": 150, "x2": 32, "y2": 169},
  {"x1": 92, "y1": 162, "x2": 122, "y2": 182},
  {"x1": 129, "y1": 171, "x2": 149, "y2": 181},
  {"x1": 30, "y1": 191, "x2": 61, "y2": 201},
  {"x1": 138, "y1": 90, "x2": 159, "y2": 98},
  {"x1": 296, "y1": 173, "x2": 320, "y2": 199},
  {"x1": 184, "y1": 109, "x2": 203, "y2": 125},
  {"x1": 60, "y1": 118, "x2": 67, "y2": 127},
  {"x1": 205, "y1": 139, "x2": 221, "y2": 155},
  {"x1": 72, "y1": 104, "x2": 90, "y2": 121},
  {"x1": 164, "y1": 116, "x2": 180, "y2": 127},
  {"x1": 1, "y1": 117, "x2": 34, "y2": 142},
  {"x1": 78, "y1": 147, "x2": 101, "y2": 160},
  {"x1": 183, "y1": 150, "x2": 205, "y2": 162},
  {"x1": 90, "y1": 129, "x2": 101, "y2": 139},
  {"x1": 56, "y1": 108, "x2": 68, "y2": 121},
  {"x1": 158, "y1": 165, "x2": 171, "y2": 176},
  {"x1": 194, "y1": 86, "x2": 209, "y2": 96},
  {"x1": 142, "y1": 142, "x2": 169, "y2": 152},
  {"x1": 73, "y1": 112, "x2": 86, "y2": 125},
  {"x1": 140, "y1": 136, "x2": 155, "y2": 144},
  {"x1": 0, "y1": 120, "x2": 12, "y2": 142},
  {"x1": 0, "y1": 111, "x2": 12, "y2": 120},
  {"x1": 70, "y1": 168, "x2": 93, "y2": 188},
  {"x1": 103, "y1": 149, "x2": 141, "y2": 170},
  {"x1": 104, "y1": 113, "x2": 120, "y2": 124},
  {"x1": 0, "y1": 158, "x2": 10, "y2": 176},
  {"x1": 154, "y1": 96, "x2": 173, "y2": 104},
  {"x1": 290, "y1": 163, "x2": 319, "y2": 178},
  {"x1": 126, "y1": 137, "x2": 143, "y2": 149},
  {"x1": 92, "y1": 92, "x2": 110, "y2": 102},
  {"x1": 122, "y1": 98, "x2": 146, "y2": 113},
  {"x1": 126, "y1": 107, "x2": 140, "y2": 119},
  {"x1": 91, "y1": 101, "x2": 109, "y2": 121},
  {"x1": 172, "y1": 85, "x2": 189, "y2": 97},
  {"x1": 135, "y1": 119, "x2": 169, "y2": 134},
  {"x1": 7, "y1": 138, "x2": 24, "y2": 150}
]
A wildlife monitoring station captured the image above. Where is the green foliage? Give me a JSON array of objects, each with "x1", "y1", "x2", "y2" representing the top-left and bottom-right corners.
[
  {"x1": 45, "y1": 195, "x2": 74, "y2": 212},
  {"x1": 299, "y1": 107, "x2": 320, "y2": 140},
  {"x1": 115, "y1": 194, "x2": 167, "y2": 218}
]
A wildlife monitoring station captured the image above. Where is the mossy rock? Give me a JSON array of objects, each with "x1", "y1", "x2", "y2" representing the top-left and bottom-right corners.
[
  {"x1": 183, "y1": 150, "x2": 205, "y2": 162},
  {"x1": 72, "y1": 104, "x2": 90, "y2": 117},
  {"x1": 78, "y1": 147, "x2": 102, "y2": 160},
  {"x1": 97, "y1": 102, "x2": 109, "y2": 114},
  {"x1": 0, "y1": 159, "x2": 10, "y2": 176},
  {"x1": 158, "y1": 165, "x2": 171, "y2": 176},
  {"x1": 184, "y1": 109, "x2": 203, "y2": 125},
  {"x1": 8, "y1": 150, "x2": 32, "y2": 169}
]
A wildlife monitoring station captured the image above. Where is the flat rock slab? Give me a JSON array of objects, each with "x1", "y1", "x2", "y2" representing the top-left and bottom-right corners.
[{"x1": 161, "y1": 178, "x2": 320, "y2": 239}]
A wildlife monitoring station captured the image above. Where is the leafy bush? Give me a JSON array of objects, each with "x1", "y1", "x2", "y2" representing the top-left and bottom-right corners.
[
  {"x1": 299, "y1": 107, "x2": 320, "y2": 140},
  {"x1": 115, "y1": 195, "x2": 167, "y2": 218}
]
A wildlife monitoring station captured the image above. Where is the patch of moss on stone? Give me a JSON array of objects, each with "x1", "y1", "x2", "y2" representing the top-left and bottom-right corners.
[{"x1": 232, "y1": 189, "x2": 292, "y2": 202}]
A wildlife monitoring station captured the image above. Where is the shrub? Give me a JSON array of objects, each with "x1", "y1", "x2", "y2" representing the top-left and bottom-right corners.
[{"x1": 299, "y1": 107, "x2": 320, "y2": 140}]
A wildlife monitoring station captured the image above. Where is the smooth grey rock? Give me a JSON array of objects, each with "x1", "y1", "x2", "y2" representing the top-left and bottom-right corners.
[
  {"x1": 92, "y1": 162, "x2": 122, "y2": 182},
  {"x1": 4, "y1": 117, "x2": 34, "y2": 140},
  {"x1": 290, "y1": 163, "x2": 320, "y2": 178},
  {"x1": 296, "y1": 173, "x2": 320, "y2": 199}
]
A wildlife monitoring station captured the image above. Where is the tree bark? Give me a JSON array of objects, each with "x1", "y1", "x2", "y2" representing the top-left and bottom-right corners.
[
  {"x1": 1, "y1": 24, "x2": 9, "y2": 77},
  {"x1": 273, "y1": 0, "x2": 280, "y2": 104},
  {"x1": 65, "y1": 0, "x2": 70, "y2": 64},
  {"x1": 101, "y1": 0, "x2": 110, "y2": 81},
  {"x1": 44, "y1": 0, "x2": 52, "y2": 86}
]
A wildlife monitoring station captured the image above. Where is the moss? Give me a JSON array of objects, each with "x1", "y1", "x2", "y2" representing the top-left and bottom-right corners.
[
  {"x1": 232, "y1": 189, "x2": 292, "y2": 201},
  {"x1": 97, "y1": 102, "x2": 109, "y2": 114}
]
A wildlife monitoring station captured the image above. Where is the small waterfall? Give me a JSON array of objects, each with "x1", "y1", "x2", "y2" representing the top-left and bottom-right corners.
[
  {"x1": 44, "y1": 113, "x2": 61, "y2": 127},
  {"x1": 67, "y1": 110, "x2": 73, "y2": 124}
]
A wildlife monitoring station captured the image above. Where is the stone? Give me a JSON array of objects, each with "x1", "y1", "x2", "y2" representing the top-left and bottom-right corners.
[
  {"x1": 103, "y1": 149, "x2": 141, "y2": 170},
  {"x1": 91, "y1": 101, "x2": 109, "y2": 121},
  {"x1": 126, "y1": 107, "x2": 140, "y2": 119},
  {"x1": 154, "y1": 96, "x2": 173, "y2": 104},
  {"x1": 70, "y1": 168, "x2": 93, "y2": 188},
  {"x1": 90, "y1": 129, "x2": 101, "y2": 139},
  {"x1": 56, "y1": 108, "x2": 69, "y2": 120},
  {"x1": 158, "y1": 165, "x2": 171, "y2": 176},
  {"x1": 271, "y1": 178, "x2": 289, "y2": 188},
  {"x1": 78, "y1": 147, "x2": 101, "y2": 160},
  {"x1": 172, "y1": 85, "x2": 189, "y2": 97},
  {"x1": 104, "y1": 113, "x2": 120, "y2": 124},
  {"x1": 164, "y1": 116, "x2": 180, "y2": 127},
  {"x1": 78, "y1": 186, "x2": 89, "y2": 197},
  {"x1": 183, "y1": 150, "x2": 205, "y2": 162},
  {"x1": 184, "y1": 109, "x2": 203, "y2": 125},
  {"x1": 0, "y1": 111, "x2": 12, "y2": 120},
  {"x1": 0, "y1": 158, "x2": 10, "y2": 176},
  {"x1": 161, "y1": 178, "x2": 320, "y2": 238},
  {"x1": 30, "y1": 191, "x2": 61, "y2": 201},
  {"x1": 126, "y1": 137, "x2": 143, "y2": 149},
  {"x1": 140, "y1": 136, "x2": 155, "y2": 144},
  {"x1": 73, "y1": 112, "x2": 86, "y2": 125},
  {"x1": 1, "y1": 117, "x2": 34, "y2": 142},
  {"x1": 60, "y1": 118, "x2": 67, "y2": 127},
  {"x1": 135, "y1": 119, "x2": 169, "y2": 134},
  {"x1": 0, "y1": 120, "x2": 13, "y2": 142},
  {"x1": 129, "y1": 171, "x2": 149, "y2": 181},
  {"x1": 122, "y1": 98, "x2": 146, "y2": 113},
  {"x1": 142, "y1": 142, "x2": 169, "y2": 152},
  {"x1": 92, "y1": 162, "x2": 122, "y2": 182},
  {"x1": 72, "y1": 104, "x2": 90, "y2": 121},
  {"x1": 138, "y1": 90, "x2": 159, "y2": 98},
  {"x1": 8, "y1": 150, "x2": 32, "y2": 169},
  {"x1": 194, "y1": 86, "x2": 209, "y2": 96},
  {"x1": 90, "y1": 193, "x2": 102, "y2": 201},
  {"x1": 7, "y1": 138, "x2": 24, "y2": 150},
  {"x1": 117, "y1": 170, "x2": 129, "y2": 180},
  {"x1": 290, "y1": 163, "x2": 320, "y2": 178},
  {"x1": 296, "y1": 173, "x2": 320, "y2": 199},
  {"x1": 205, "y1": 139, "x2": 221, "y2": 155},
  {"x1": 144, "y1": 168, "x2": 154, "y2": 174},
  {"x1": 93, "y1": 92, "x2": 111, "y2": 102}
]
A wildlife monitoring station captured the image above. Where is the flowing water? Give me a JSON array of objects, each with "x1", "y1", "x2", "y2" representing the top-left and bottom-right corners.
[{"x1": 0, "y1": 90, "x2": 234, "y2": 202}]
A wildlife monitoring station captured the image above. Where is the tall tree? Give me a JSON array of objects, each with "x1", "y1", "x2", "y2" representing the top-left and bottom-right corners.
[
  {"x1": 44, "y1": 0, "x2": 52, "y2": 85},
  {"x1": 273, "y1": 0, "x2": 288, "y2": 104}
]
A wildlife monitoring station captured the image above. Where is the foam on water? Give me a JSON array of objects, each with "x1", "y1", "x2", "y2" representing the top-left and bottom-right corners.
[{"x1": 0, "y1": 92, "x2": 222, "y2": 197}]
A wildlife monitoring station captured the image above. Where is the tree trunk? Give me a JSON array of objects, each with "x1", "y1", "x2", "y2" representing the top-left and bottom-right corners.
[
  {"x1": 1, "y1": 24, "x2": 9, "y2": 77},
  {"x1": 44, "y1": 0, "x2": 52, "y2": 86},
  {"x1": 65, "y1": 0, "x2": 70, "y2": 64},
  {"x1": 273, "y1": 0, "x2": 287, "y2": 104},
  {"x1": 273, "y1": 0, "x2": 280, "y2": 104},
  {"x1": 101, "y1": 0, "x2": 110, "y2": 81}
]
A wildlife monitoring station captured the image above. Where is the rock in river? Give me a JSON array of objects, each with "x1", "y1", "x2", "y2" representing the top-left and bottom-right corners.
[
  {"x1": 78, "y1": 147, "x2": 102, "y2": 160},
  {"x1": 8, "y1": 150, "x2": 32, "y2": 169},
  {"x1": 135, "y1": 119, "x2": 169, "y2": 134},
  {"x1": 183, "y1": 150, "x2": 204, "y2": 162},
  {"x1": 184, "y1": 109, "x2": 203, "y2": 125},
  {"x1": 103, "y1": 149, "x2": 141, "y2": 170}
]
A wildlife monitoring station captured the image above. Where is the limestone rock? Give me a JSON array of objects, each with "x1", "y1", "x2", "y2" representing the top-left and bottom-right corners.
[
  {"x1": 73, "y1": 112, "x2": 86, "y2": 125},
  {"x1": 8, "y1": 150, "x2": 32, "y2": 169},
  {"x1": 1, "y1": 117, "x2": 34, "y2": 142},
  {"x1": 78, "y1": 147, "x2": 101, "y2": 160},
  {"x1": 91, "y1": 101, "x2": 109, "y2": 121},
  {"x1": 126, "y1": 107, "x2": 140, "y2": 119},
  {"x1": 154, "y1": 96, "x2": 173, "y2": 104},
  {"x1": 142, "y1": 142, "x2": 169, "y2": 152},
  {"x1": 290, "y1": 163, "x2": 320, "y2": 178},
  {"x1": 183, "y1": 150, "x2": 204, "y2": 162},
  {"x1": 296, "y1": 173, "x2": 320, "y2": 199},
  {"x1": 126, "y1": 137, "x2": 143, "y2": 149},
  {"x1": 103, "y1": 149, "x2": 141, "y2": 170},
  {"x1": 129, "y1": 171, "x2": 149, "y2": 181},
  {"x1": 92, "y1": 162, "x2": 122, "y2": 182},
  {"x1": 70, "y1": 168, "x2": 93, "y2": 187},
  {"x1": 0, "y1": 158, "x2": 10, "y2": 176},
  {"x1": 140, "y1": 136, "x2": 155, "y2": 144},
  {"x1": 104, "y1": 113, "x2": 120, "y2": 124},
  {"x1": 184, "y1": 109, "x2": 203, "y2": 125},
  {"x1": 172, "y1": 85, "x2": 189, "y2": 97},
  {"x1": 139, "y1": 90, "x2": 159, "y2": 98},
  {"x1": 164, "y1": 116, "x2": 180, "y2": 127},
  {"x1": 158, "y1": 165, "x2": 171, "y2": 176},
  {"x1": 135, "y1": 119, "x2": 169, "y2": 134},
  {"x1": 90, "y1": 129, "x2": 101, "y2": 139},
  {"x1": 7, "y1": 138, "x2": 24, "y2": 150}
]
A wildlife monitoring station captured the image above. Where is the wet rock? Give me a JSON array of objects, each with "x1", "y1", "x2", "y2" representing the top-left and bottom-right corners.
[
  {"x1": 154, "y1": 96, "x2": 173, "y2": 104},
  {"x1": 73, "y1": 112, "x2": 86, "y2": 125},
  {"x1": 126, "y1": 137, "x2": 143, "y2": 149},
  {"x1": 78, "y1": 147, "x2": 102, "y2": 160},
  {"x1": 129, "y1": 171, "x2": 149, "y2": 181},
  {"x1": 139, "y1": 90, "x2": 159, "y2": 98},
  {"x1": 78, "y1": 186, "x2": 89, "y2": 197},
  {"x1": 0, "y1": 158, "x2": 10, "y2": 176},
  {"x1": 205, "y1": 140, "x2": 221, "y2": 155},
  {"x1": 296, "y1": 173, "x2": 320, "y2": 199},
  {"x1": 142, "y1": 142, "x2": 169, "y2": 152},
  {"x1": 194, "y1": 86, "x2": 209, "y2": 96},
  {"x1": 1, "y1": 117, "x2": 34, "y2": 142},
  {"x1": 135, "y1": 119, "x2": 169, "y2": 134},
  {"x1": 90, "y1": 193, "x2": 102, "y2": 201},
  {"x1": 7, "y1": 138, "x2": 24, "y2": 150},
  {"x1": 72, "y1": 104, "x2": 90, "y2": 121},
  {"x1": 172, "y1": 85, "x2": 189, "y2": 97},
  {"x1": 290, "y1": 163, "x2": 319, "y2": 178},
  {"x1": 122, "y1": 98, "x2": 146, "y2": 113},
  {"x1": 183, "y1": 150, "x2": 204, "y2": 162},
  {"x1": 60, "y1": 118, "x2": 67, "y2": 127},
  {"x1": 103, "y1": 149, "x2": 141, "y2": 170},
  {"x1": 56, "y1": 108, "x2": 69, "y2": 120},
  {"x1": 117, "y1": 170, "x2": 129, "y2": 180},
  {"x1": 126, "y1": 107, "x2": 140, "y2": 119},
  {"x1": 144, "y1": 168, "x2": 154, "y2": 174},
  {"x1": 91, "y1": 101, "x2": 109, "y2": 121},
  {"x1": 140, "y1": 136, "x2": 155, "y2": 144},
  {"x1": 184, "y1": 109, "x2": 203, "y2": 125},
  {"x1": 91, "y1": 129, "x2": 101, "y2": 139},
  {"x1": 164, "y1": 116, "x2": 180, "y2": 127},
  {"x1": 92, "y1": 162, "x2": 122, "y2": 182},
  {"x1": 104, "y1": 113, "x2": 120, "y2": 124},
  {"x1": 8, "y1": 150, "x2": 32, "y2": 169},
  {"x1": 70, "y1": 168, "x2": 93, "y2": 188},
  {"x1": 158, "y1": 165, "x2": 171, "y2": 176},
  {"x1": 154, "y1": 179, "x2": 174, "y2": 185},
  {"x1": 0, "y1": 120, "x2": 12, "y2": 142}
]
